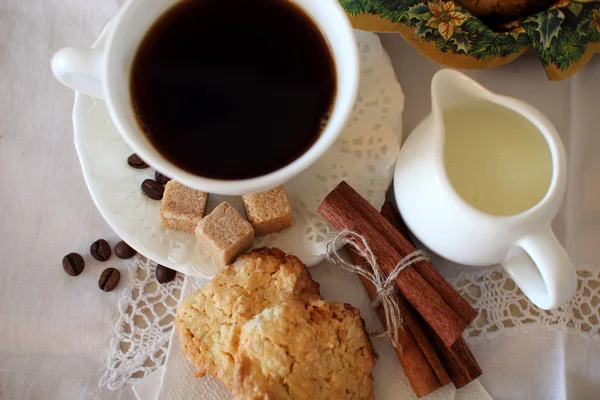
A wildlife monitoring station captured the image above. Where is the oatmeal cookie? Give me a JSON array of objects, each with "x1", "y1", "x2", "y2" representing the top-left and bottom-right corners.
[
  {"x1": 175, "y1": 248, "x2": 321, "y2": 389},
  {"x1": 233, "y1": 300, "x2": 376, "y2": 400}
]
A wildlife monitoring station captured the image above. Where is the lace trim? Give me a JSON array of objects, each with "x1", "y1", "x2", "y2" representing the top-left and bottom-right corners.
[
  {"x1": 100, "y1": 261, "x2": 600, "y2": 389},
  {"x1": 99, "y1": 258, "x2": 191, "y2": 390},
  {"x1": 452, "y1": 264, "x2": 600, "y2": 345}
]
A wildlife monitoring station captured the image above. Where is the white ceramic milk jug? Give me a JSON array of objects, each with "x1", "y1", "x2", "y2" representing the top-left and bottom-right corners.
[{"x1": 394, "y1": 69, "x2": 576, "y2": 310}]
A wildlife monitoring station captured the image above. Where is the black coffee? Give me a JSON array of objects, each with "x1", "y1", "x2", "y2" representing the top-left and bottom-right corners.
[{"x1": 131, "y1": 0, "x2": 337, "y2": 180}]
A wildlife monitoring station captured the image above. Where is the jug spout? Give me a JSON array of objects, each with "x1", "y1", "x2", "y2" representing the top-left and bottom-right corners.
[{"x1": 431, "y1": 69, "x2": 492, "y2": 116}]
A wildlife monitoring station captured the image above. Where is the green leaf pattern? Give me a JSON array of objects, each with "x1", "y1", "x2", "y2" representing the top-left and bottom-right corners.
[
  {"x1": 407, "y1": 3, "x2": 430, "y2": 20},
  {"x1": 415, "y1": 20, "x2": 430, "y2": 37},
  {"x1": 532, "y1": 9, "x2": 565, "y2": 49},
  {"x1": 340, "y1": 0, "x2": 371, "y2": 16},
  {"x1": 450, "y1": 32, "x2": 469, "y2": 54},
  {"x1": 340, "y1": 0, "x2": 600, "y2": 72}
]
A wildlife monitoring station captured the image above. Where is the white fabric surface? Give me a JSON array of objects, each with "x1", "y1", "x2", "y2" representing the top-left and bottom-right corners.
[
  {"x1": 0, "y1": 1, "x2": 128, "y2": 399},
  {"x1": 132, "y1": 367, "x2": 164, "y2": 400},
  {"x1": 1, "y1": 0, "x2": 600, "y2": 399}
]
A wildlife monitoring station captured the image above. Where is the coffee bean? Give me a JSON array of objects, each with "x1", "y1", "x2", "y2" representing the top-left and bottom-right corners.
[
  {"x1": 115, "y1": 241, "x2": 137, "y2": 259},
  {"x1": 141, "y1": 179, "x2": 164, "y2": 200},
  {"x1": 62, "y1": 252, "x2": 85, "y2": 276},
  {"x1": 156, "y1": 264, "x2": 177, "y2": 284},
  {"x1": 154, "y1": 171, "x2": 171, "y2": 185},
  {"x1": 127, "y1": 153, "x2": 149, "y2": 169},
  {"x1": 90, "y1": 239, "x2": 111, "y2": 261},
  {"x1": 99, "y1": 268, "x2": 121, "y2": 292}
]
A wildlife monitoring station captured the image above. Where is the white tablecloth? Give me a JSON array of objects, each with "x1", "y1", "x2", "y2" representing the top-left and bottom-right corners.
[{"x1": 1, "y1": 1, "x2": 600, "y2": 399}]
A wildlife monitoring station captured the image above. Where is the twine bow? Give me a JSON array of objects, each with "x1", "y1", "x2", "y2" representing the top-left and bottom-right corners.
[{"x1": 325, "y1": 230, "x2": 432, "y2": 349}]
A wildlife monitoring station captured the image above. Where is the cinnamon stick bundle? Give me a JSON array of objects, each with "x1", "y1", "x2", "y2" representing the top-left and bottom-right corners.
[
  {"x1": 348, "y1": 249, "x2": 450, "y2": 397},
  {"x1": 378, "y1": 202, "x2": 482, "y2": 388},
  {"x1": 318, "y1": 183, "x2": 467, "y2": 347},
  {"x1": 343, "y1": 185, "x2": 478, "y2": 326}
]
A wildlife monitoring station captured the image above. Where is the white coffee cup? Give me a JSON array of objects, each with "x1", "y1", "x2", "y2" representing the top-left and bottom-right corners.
[{"x1": 51, "y1": 0, "x2": 358, "y2": 195}]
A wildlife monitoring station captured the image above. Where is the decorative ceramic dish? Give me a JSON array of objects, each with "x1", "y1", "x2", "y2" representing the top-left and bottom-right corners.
[{"x1": 342, "y1": 0, "x2": 600, "y2": 80}]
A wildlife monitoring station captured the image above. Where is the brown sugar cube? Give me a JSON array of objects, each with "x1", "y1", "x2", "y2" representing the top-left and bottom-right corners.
[
  {"x1": 195, "y1": 202, "x2": 254, "y2": 266},
  {"x1": 242, "y1": 185, "x2": 293, "y2": 236},
  {"x1": 160, "y1": 181, "x2": 208, "y2": 232}
]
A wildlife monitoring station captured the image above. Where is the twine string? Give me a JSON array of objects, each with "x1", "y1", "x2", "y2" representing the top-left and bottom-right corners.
[{"x1": 325, "y1": 229, "x2": 431, "y2": 348}]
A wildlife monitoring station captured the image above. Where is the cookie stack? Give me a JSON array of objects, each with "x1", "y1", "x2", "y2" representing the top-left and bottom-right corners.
[{"x1": 175, "y1": 248, "x2": 376, "y2": 400}]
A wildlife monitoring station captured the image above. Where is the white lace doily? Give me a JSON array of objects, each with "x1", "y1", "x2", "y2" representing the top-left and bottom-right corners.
[
  {"x1": 452, "y1": 265, "x2": 600, "y2": 344},
  {"x1": 74, "y1": 26, "x2": 404, "y2": 278}
]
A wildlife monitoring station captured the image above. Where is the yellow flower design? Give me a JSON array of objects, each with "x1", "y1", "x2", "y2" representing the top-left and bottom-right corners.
[
  {"x1": 426, "y1": 1, "x2": 468, "y2": 41},
  {"x1": 591, "y1": 9, "x2": 600, "y2": 32}
]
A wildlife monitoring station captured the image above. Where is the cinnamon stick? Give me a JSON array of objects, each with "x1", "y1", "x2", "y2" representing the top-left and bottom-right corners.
[
  {"x1": 348, "y1": 249, "x2": 450, "y2": 397},
  {"x1": 318, "y1": 185, "x2": 467, "y2": 347},
  {"x1": 379, "y1": 202, "x2": 413, "y2": 246},
  {"x1": 337, "y1": 183, "x2": 477, "y2": 326},
  {"x1": 428, "y1": 329, "x2": 483, "y2": 388},
  {"x1": 379, "y1": 200, "x2": 482, "y2": 388}
]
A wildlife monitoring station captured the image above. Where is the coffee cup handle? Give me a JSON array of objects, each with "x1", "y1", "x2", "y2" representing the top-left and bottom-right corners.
[
  {"x1": 51, "y1": 47, "x2": 105, "y2": 99},
  {"x1": 502, "y1": 227, "x2": 576, "y2": 310}
]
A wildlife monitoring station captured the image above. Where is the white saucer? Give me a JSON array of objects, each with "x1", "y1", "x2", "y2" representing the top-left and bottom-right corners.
[{"x1": 72, "y1": 18, "x2": 404, "y2": 278}]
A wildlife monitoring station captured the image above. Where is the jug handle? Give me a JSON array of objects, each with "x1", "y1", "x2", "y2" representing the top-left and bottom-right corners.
[
  {"x1": 502, "y1": 227, "x2": 576, "y2": 310},
  {"x1": 51, "y1": 47, "x2": 105, "y2": 99}
]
